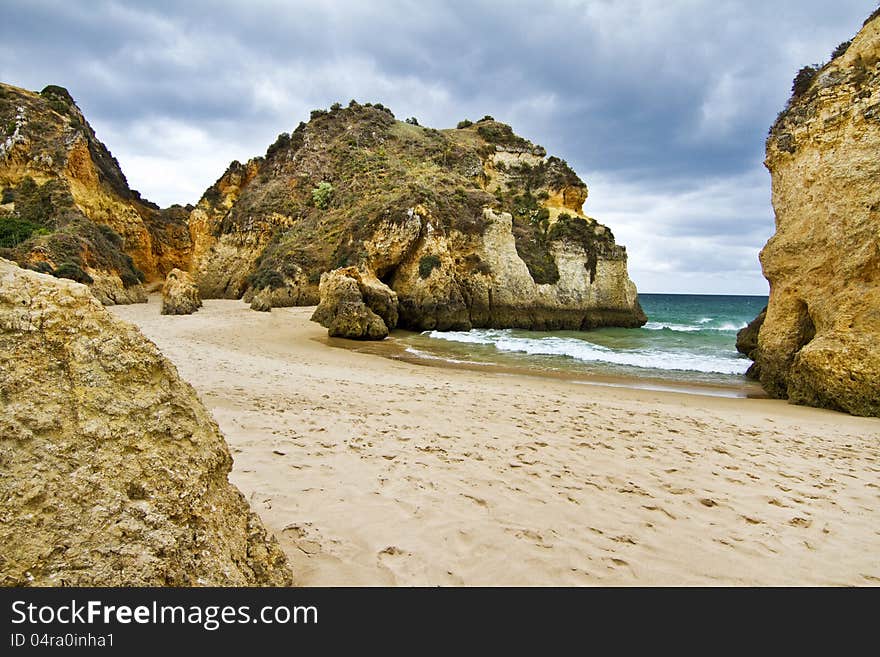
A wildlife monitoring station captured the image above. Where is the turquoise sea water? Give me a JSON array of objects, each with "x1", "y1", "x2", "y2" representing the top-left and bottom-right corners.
[{"x1": 398, "y1": 294, "x2": 768, "y2": 388}]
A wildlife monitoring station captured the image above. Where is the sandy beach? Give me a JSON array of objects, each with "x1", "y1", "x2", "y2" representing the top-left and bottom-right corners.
[{"x1": 110, "y1": 297, "x2": 880, "y2": 586}]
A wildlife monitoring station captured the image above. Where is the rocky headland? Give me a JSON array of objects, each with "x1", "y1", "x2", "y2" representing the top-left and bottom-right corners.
[
  {"x1": 189, "y1": 107, "x2": 646, "y2": 334},
  {"x1": 2, "y1": 87, "x2": 645, "y2": 335}
]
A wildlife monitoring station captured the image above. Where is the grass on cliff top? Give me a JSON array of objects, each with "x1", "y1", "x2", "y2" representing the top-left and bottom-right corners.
[
  {"x1": 237, "y1": 102, "x2": 498, "y2": 288},
  {"x1": 770, "y1": 8, "x2": 880, "y2": 136}
]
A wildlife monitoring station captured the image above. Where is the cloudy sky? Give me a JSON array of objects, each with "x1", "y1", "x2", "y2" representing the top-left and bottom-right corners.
[{"x1": 1, "y1": 1, "x2": 875, "y2": 293}]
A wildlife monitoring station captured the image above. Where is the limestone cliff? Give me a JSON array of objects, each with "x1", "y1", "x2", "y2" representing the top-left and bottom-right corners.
[
  {"x1": 190, "y1": 105, "x2": 645, "y2": 330},
  {"x1": 752, "y1": 11, "x2": 880, "y2": 416},
  {"x1": 0, "y1": 259, "x2": 292, "y2": 585},
  {"x1": 0, "y1": 83, "x2": 192, "y2": 304}
]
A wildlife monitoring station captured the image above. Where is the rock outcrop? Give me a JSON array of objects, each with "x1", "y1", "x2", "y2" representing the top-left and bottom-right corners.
[
  {"x1": 161, "y1": 268, "x2": 202, "y2": 315},
  {"x1": 242, "y1": 266, "x2": 319, "y2": 312},
  {"x1": 736, "y1": 306, "x2": 766, "y2": 378},
  {"x1": 2, "y1": 84, "x2": 645, "y2": 330},
  {"x1": 249, "y1": 288, "x2": 273, "y2": 312},
  {"x1": 189, "y1": 105, "x2": 645, "y2": 331},
  {"x1": 749, "y1": 11, "x2": 880, "y2": 416},
  {"x1": 311, "y1": 267, "x2": 398, "y2": 339},
  {"x1": 0, "y1": 259, "x2": 292, "y2": 585},
  {"x1": 0, "y1": 83, "x2": 192, "y2": 303}
]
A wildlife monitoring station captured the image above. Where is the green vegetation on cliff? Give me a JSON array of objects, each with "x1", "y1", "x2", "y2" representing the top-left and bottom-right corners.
[
  {"x1": 0, "y1": 176, "x2": 144, "y2": 285},
  {"x1": 205, "y1": 102, "x2": 502, "y2": 289},
  {"x1": 771, "y1": 8, "x2": 880, "y2": 139},
  {"x1": 201, "y1": 101, "x2": 609, "y2": 294}
]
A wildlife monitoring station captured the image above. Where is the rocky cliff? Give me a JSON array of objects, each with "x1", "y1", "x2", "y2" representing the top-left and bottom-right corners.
[
  {"x1": 0, "y1": 258, "x2": 292, "y2": 585},
  {"x1": 0, "y1": 83, "x2": 192, "y2": 304},
  {"x1": 751, "y1": 11, "x2": 880, "y2": 416},
  {"x1": 191, "y1": 105, "x2": 645, "y2": 330}
]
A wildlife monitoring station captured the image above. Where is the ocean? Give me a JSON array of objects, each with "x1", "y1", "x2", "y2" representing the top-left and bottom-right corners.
[{"x1": 397, "y1": 294, "x2": 768, "y2": 393}]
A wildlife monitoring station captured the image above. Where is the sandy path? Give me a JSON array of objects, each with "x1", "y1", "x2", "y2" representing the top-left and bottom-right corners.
[{"x1": 110, "y1": 297, "x2": 880, "y2": 585}]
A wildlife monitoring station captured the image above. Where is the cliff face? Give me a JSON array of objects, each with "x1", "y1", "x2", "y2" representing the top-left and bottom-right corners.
[
  {"x1": 754, "y1": 13, "x2": 880, "y2": 416},
  {"x1": 0, "y1": 83, "x2": 192, "y2": 304},
  {"x1": 0, "y1": 259, "x2": 292, "y2": 585},
  {"x1": 191, "y1": 105, "x2": 645, "y2": 330}
]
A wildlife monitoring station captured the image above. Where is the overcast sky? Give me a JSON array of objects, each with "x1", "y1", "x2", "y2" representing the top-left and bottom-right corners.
[{"x1": 1, "y1": 1, "x2": 875, "y2": 294}]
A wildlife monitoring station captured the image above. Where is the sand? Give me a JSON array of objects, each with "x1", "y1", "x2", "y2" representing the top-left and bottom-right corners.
[{"x1": 110, "y1": 297, "x2": 880, "y2": 586}]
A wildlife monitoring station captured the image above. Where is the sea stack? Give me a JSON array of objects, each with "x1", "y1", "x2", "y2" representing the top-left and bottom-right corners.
[
  {"x1": 188, "y1": 107, "x2": 646, "y2": 333},
  {"x1": 0, "y1": 259, "x2": 292, "y2": 585},
  {"x1": 749, "y1": 10, "x2": 880, "y2": 416}
]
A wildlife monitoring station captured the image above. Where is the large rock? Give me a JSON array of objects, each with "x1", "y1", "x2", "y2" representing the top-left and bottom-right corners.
[
  {"x1": 753, "y1": 12, "x2": 880, "y2": 416},
  {"x1": 242, "y1": 266, "x2": 320, "y2": 313},
  {"x1": 0, "y1": 259, "x2": 293, "y2": 585},
  {"x1": 188, "y1": 107, "x2": 645, "y2": 331},
  {"x1": 161, "y1": 268, "x2": 202, "y2": 315},
  {"x1": 389, "y1": 208, "x2": 646, "y2": 331},
  {"x1": 736, "y1": 307, "x2": 766, "y2": 360},
  {"x1": 311, "y1": 267, "x2": 397, "y2": 339},
  {"x1": 249, "y1": 288, "x2": 273, "y2": 312}
]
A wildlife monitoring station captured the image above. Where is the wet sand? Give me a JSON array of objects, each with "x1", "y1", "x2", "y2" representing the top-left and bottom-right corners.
[{"x1": 110, "y1": 297, "x2": 880, "y2": 585}]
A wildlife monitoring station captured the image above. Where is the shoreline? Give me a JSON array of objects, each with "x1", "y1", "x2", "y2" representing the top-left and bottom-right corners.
[
  {"x1": 110, "y1": 297, "x2": 880, "y2": 585},
  {"x1": 327, "y1": 329, "x2": 767, "y2": 400}
]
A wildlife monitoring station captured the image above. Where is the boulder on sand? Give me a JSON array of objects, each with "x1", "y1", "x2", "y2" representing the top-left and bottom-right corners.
[
  {"x1": 161, "y1": 268, "x2": 202, "y2": 315},
  {"x1": 311, "y1": 267, "x2": 398, "y2": 340}
]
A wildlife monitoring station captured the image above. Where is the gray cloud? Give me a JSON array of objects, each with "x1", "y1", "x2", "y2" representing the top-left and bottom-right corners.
[{"x1": 1, "y1": 0, "x2": 875, "y2": 293}]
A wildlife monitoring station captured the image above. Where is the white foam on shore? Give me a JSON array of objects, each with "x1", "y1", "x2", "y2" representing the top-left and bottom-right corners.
[
  {"x1": 423, "y1": 329, "x2": 750, "y2": 375},
  {"x1": 643, "y1": 321, "x2": 747, "y2": 332}
]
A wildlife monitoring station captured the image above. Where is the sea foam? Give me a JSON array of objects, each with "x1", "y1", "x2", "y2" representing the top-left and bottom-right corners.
[{"x1": 424, "y1": 329, "x2": 750, "y2": 375}]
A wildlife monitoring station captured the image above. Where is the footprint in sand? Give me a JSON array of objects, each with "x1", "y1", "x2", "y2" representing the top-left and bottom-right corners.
[
  {"x1": 611, "y1": 535, "x2": 638, "y2": 545},
  {"x1": 789, "y1": 517, "x2": 813, "y2": 528},
  {"x1": 461, "y1": 493, "x2": 489, "y2": 507},
  {"x1": 508, "y1": 528, "x2": 553, "y2": 549},
  {"x1": 643, "y1": 505, "x2": 677, "y2": 520}
]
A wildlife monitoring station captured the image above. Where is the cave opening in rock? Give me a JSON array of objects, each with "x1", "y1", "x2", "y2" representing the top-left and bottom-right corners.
[
  {"x1": 378, "y1": 265, "x2": 398, "y2": 288},
  {"x1": 793, "y1": 299, "x2": 816, "y2": 352}
]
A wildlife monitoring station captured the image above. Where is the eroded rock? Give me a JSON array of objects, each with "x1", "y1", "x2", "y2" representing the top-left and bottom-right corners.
[
  {"x1": 188, "y1": 106, "x2": 645, "y2": 331},
  {"x1": 0, "y1": 83, "x2": 192, "y2": 298},
  {"x1": 0, "y1": 259, "x2": 292, "y2": 585},
  {"x1": 753, "y1": 13, "x2": 880, "y2": 416},
  {"x1": 311, "y1": 267, "x2": 397, "y2": 339},
  {"x1": 161, "y1": 268, "x2": 202, "y2": 315},
  {"x1": 250, "y1": 288, "x2": 272, "y2": 312},
  {"x1": 736, "y1": 306, "x2": 766, "y2": 379}
]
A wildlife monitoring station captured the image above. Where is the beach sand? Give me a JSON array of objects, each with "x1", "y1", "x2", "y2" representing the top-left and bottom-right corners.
[{"x1": 110, "y1": 297, "x2": 880, "y2": 586}]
